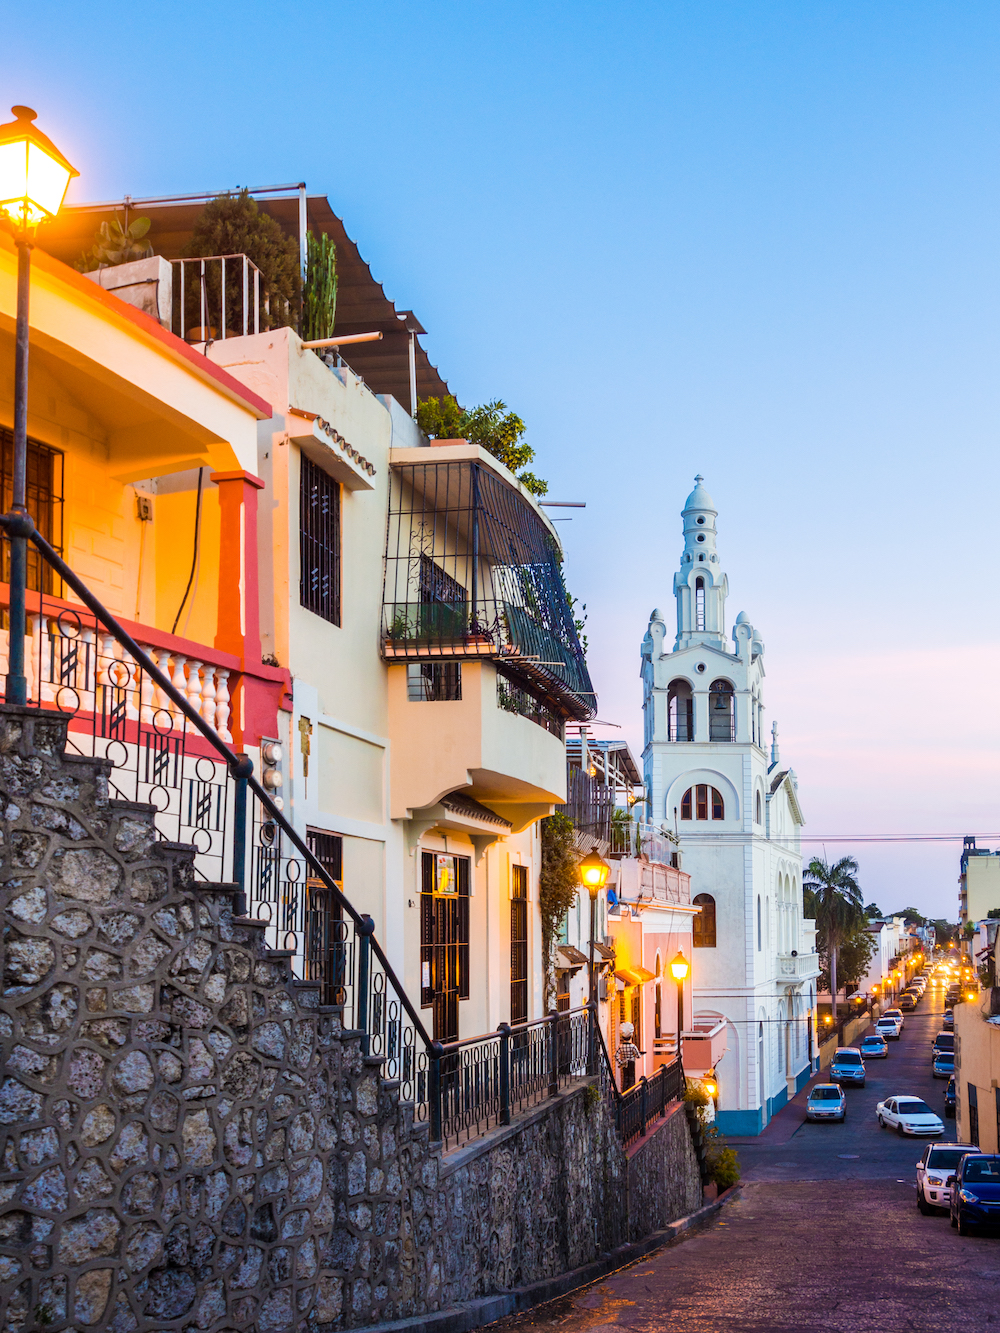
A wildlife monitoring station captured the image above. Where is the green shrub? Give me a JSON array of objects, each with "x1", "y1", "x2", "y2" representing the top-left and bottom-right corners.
[
  {"x1": 703, "y1": 1124, "x2": 741, "y2": 1190},
  {"x1": 303, "y1": 232, "x2": 337, "y2": 342}
]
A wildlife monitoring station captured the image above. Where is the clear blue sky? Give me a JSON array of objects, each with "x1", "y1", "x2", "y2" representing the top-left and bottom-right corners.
[{"x1": 8, "y1": 1, "x2": 1000, "y2": 920}]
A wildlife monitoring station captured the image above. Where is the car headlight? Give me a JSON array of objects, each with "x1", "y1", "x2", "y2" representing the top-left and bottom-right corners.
[
  {"x1": 959, "y1": 1190, "x2": 980, "y2": 1204},
  {"x1": 927, "y1": 1176, "x2": 944, "y2": 1185}
]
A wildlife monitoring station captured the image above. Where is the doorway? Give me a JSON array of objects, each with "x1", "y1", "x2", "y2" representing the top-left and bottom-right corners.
[{"x1": 420, "y1": 851, "x2": 470, "y2": 1043}]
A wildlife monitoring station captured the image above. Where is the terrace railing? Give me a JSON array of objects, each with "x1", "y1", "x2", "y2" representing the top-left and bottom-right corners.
[{"x1": 172, "y1": 254, "x2": 263, "y2": 343}]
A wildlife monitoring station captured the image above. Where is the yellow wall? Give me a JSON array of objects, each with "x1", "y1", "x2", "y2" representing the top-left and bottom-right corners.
[{"x1": 955, "y1": 999, "x2": 1000, "y2": 1151}]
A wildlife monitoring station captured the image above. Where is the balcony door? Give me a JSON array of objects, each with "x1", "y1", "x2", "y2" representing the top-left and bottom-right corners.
[{"x1": 420, "y1": 851, "x2": 470, "y2": 1043}]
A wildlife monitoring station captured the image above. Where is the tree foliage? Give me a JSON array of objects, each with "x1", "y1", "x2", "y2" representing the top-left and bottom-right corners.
[
  {"x1": 864, "y1": 903, "x2": 883, "y2": 919},
  {"x1": 887, "y1": 906, "x2": 926, "y2": 926},
  {"x1": 803, "y1": 855, "x2": 864, "y2": 1012},
  {"x1": 77, "y1": 216, "x2": 153, "y2": 270},
  {"x1": 416, "y1": 395, "x2": 548, "y2": 496},
  {"x1": 817, "y1": 918, "x2": 876, "y2": 995},
  {"x1": 184, "y1": 190, "x2": 300, "y2": 330},
  {"x1": 539, "y1": 813, "x2": 579, "y2": 1010}
]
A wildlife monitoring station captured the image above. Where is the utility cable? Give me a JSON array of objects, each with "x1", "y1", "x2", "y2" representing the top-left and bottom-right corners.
[{"x1": 172, "y1": 467, "x2": 204, "y2": 635}]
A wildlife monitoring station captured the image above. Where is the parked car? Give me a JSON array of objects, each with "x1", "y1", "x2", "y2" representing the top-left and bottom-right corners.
[
  {"x1": 944, "y1": 1076, "x2": 956, "y2": 1117},
  {"x1": 916, "y1": 1142, "x2": 978, "y2": 1212},
  {"x1": 900, "y1": 994, "x2": 917, "y2": 1011},
  {"x1": 942, "y1": 1009, "x2": 954, "y2": 1029},
  {"x1": 805, "y1": 1083, "x2": 847, "y2": 1122},
  {"x1": 933, "y1": 1052, "x2": 956, "y2": 1080},
  {"x1": 883, "y1": 1007, "x2": 905, "y2": 1030},
  {"x1": 830, "y1": 1048, "x2": 866, "y2": 1087},
  {"x1": 949, "y1": 1154, "x2": 1000, "y2": 1234},
  {"x1": 876, "y1": 1095, "x2": 944, "y2": 1136},
  {"x1": 860, "y1": 1034, "x2": 888, "y2": 1060},
  {"x1": 876, "y1": 1016, "x2": 901, "y2": 1041},
  {"x1": 932, "y1": 1032, "x2": 955, "y2": 1056}
]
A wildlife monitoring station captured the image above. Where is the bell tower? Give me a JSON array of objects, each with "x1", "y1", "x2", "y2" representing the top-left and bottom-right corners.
[{"x1": 673, "y1": 476, "x2": 729, "y2": 650}]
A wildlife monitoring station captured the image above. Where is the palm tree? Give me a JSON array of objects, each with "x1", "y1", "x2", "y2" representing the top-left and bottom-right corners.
[{"x1": 803, "y1": 856, "x2": 864, "y2": 1023}]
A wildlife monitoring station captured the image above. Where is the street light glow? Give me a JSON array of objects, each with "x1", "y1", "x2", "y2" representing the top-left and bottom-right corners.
[
  {"x1": 0, "y1": 107, "x2": 77, "y2": 229},
  {"x1": 670, "y1": 950, "x2": 689, "y2": 981},
  {"x1": 578, "y1": 851, "x2": 610, "y2": 893}
]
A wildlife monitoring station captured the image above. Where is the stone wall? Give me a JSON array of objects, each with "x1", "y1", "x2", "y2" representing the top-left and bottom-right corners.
[{"x1": 0, "y1": 707, "x2": 702, "y2": 1333}]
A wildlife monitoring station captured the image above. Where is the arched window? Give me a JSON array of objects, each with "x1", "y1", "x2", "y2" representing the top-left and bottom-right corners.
[
  {"x1": 667, "y1": 679, "x2": 693, "y2": 742},
  {"x1": 757, "y1": 895, "x2": 762, "y2": 951},
  {"x1": 695, "y1": 577, "x2": 706, "y2": 631},
  {"x1": 680, "y1": 785, "x2": 724, "y2": 821},
  {"x1": 693, "y1": 893, "x2": 716, "y2": 947},
  {"x1": 709, "y1": 679, "x2": 734, "y2": 741},
  {"x1": 755, "y1": 790, "x2": 762, "y2": 824}
]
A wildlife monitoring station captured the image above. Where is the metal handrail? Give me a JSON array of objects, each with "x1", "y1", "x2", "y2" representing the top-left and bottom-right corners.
[{"x1": 7, "y1": 520, "x2": 436, "y2": 1063}]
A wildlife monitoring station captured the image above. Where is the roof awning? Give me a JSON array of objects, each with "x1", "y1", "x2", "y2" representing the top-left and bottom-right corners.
[
  {"x1": 592, "y1": 941, "x2": 616, "y2": 962},
  {"x1": 615, "y1": 965, "x2": 655, "y2": 986},
  {"x1": 555, "y1": 946, "x2": 589, "y2": 970}
]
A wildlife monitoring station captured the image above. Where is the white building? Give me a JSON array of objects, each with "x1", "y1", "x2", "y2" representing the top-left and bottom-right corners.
[{"x1": 640, "y1": 477, "x2": 820, "y2": 1134}]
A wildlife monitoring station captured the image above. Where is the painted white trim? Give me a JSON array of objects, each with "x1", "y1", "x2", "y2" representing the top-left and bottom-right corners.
[{"x1": 316, "y1": 711, "x2": 389, "y2": 751}]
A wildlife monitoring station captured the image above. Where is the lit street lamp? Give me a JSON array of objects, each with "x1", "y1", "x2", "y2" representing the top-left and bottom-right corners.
[
  {"x1": 579, "y1": 851, "x2": 610, "y2": 1013},
  {"x1": 0, "y1": 107, "x2": 77, "y2": 704},
  {"x1": 670, "y1": 949, "x2": 689, "y2": 1065}
]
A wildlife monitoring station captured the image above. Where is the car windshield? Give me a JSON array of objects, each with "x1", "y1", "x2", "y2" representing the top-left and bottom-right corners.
[
  {"x1": 963, "y1": 1159, "x2": 1000, "y2": 1183},
  {"x1": 862, "y1": 1039, "x2": 882, "y2": 1046},
  {"x1": 811, "y1": 1087, "x2": 841, "y2": 1101},
  {"x1": 836, "y1": 1052, "x2": 862, "y2": 1063},
  {"x1": 936, "y1": 1054, "x2": 955, "y2": 1064},
  {"x1": 928, "y1": 1147, "x2": 975, "y2": 1170},
  {"x1": 898, "y1": 1100, "x2": 932, "y2": 1116},
  {"x1": 935, "y1": 1035, "x2": 954, "y2": 1049}
]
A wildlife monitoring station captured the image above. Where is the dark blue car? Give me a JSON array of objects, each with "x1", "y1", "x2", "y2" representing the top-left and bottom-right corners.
[
  {"x1": 950, "y1": 1154, "x2": 1000, "y2": 1234},
  {"x1": 944, "y1": 1075, "x2": 956, "y2": 1117}
]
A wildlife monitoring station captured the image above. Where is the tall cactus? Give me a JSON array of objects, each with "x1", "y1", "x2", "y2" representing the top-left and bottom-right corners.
[{"x1": 303, "y1": 231, "x2": 338, "y2": 342}]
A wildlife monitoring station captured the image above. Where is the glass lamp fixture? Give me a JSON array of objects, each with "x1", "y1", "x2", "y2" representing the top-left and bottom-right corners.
[
  {"x1": 578, "y1": 851, "x2": 610, "y2": 894},
  {"x1": 0, "y1": 106, "x2": 77, "y2": 230},
  {"x1": 670, "y1": 950, "x2": 689, "y2": 981}
]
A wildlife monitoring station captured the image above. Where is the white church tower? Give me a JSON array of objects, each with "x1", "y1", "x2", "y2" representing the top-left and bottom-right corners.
[{"x1": 641, "y1": 477, "x2": 819, "y2": 1135}]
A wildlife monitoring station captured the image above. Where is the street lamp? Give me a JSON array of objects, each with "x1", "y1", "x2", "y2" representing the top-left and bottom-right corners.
[
  {"x1": 579, "y1": 851, "x2": 610, "y2": 1013},
  {"x1": 670, "y1": 949, "x2": 689, "y2": 1065},
  {"x1": 0, "y1": 107, "x2": 77, "y2": 705}
]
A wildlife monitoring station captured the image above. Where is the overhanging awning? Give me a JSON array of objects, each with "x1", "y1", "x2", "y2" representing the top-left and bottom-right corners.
[
  {"x1": 592, "y1": 941, "x2": 616, "y2": 962},
  {"x1": 615, "y1": 965, "x2": 655, "y2": 986},
  {"x1": 555, "y1": 946, "x2": 589, "y2": 971}
]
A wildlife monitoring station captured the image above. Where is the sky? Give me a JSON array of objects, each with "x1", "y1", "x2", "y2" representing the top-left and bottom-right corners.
[{"x1": 6, "y1": 1, "x2": 1000, "y2": 920}]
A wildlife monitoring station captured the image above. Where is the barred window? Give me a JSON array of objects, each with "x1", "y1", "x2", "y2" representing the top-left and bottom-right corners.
[
  {"x1": 0, "y1": 429, "x2": 63, "y2": 594},
  {"x1": 299, "y1": 455, "x2": 341, "y2": 624}
]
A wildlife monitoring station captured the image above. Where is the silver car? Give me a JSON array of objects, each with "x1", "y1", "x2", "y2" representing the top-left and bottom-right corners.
[
  {"x1": 806, "y1": 1083, "x2": 847, "y2": 1122},
  {"x1": 916, "y1": 1143, "x2": 979, "y2": 1213}
]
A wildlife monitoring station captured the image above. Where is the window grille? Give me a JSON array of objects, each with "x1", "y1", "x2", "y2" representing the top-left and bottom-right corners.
[
  {"x1": 407, "y1": 662, "x2": 461, "y2": 701},
  {"x1": 0, "y1": 429, "x2": 63, "y2": 594},
  {"x1": 383, "y1": 459, "x2": 594, "y2": 721},
  {"x1": 304, "y1": 829, "x2": 343, "y2": 1006},
  {"x1": 969, "y1": 1083, "x2": 980, "y2": 1146},
  {"x1": 300, "y1": 456, "x2": 341, "y2": 624}
]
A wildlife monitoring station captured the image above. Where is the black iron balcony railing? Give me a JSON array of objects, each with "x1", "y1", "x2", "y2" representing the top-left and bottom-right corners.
[
  {"x1": 382, "y1": 459, "x2": 595, "y2": 722},
  {"x1": 556, "y1": 764, "x2": 616, "y2": 843}
]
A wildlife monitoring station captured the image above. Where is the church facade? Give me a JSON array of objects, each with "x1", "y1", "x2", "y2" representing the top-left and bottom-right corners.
[{"x1": 641, "y1": 477, "x2": 820, "y2": 1134}]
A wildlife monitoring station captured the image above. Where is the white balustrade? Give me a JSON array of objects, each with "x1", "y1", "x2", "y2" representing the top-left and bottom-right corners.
[
  {"x1": 186, "y1": 660, "x2": 204, "y2": 732},
  {"x1": 214, "y1": 669, "x2": 233, "y2": 742}
]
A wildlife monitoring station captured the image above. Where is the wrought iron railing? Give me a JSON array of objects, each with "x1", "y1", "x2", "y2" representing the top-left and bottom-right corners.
[
  {"x1": 0, "y1": 519, "x2": 438, "y2": 1130},
  {"x1": 496, "y1": 668, "x2": 565, "y2": 738},
  {"x1": 590, "y1": 1011, "x2": 685, "y2": 1150},
  {"x1": 437, "y1": 1006, "x2": 592, "y2": 1148},
  {"x1": 556, "y1": 765, "x2": 615, "y2": 843}
]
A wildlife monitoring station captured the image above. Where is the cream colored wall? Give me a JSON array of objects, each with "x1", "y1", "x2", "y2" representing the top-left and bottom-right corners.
[
  {"x1": 955, "y1": 1000, "x2": 1000, "y2": 1151},
  {"x1": 965, "y1": 857, "x2": 1000, "y2": 923},
  {"x1": 387, "y1": 660, "x2": 567, "y2": 820}
]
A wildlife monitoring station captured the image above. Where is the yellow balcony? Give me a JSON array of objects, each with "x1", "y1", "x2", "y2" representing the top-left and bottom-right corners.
[{"x1": 387, "y1": 660, "x2": 567, "y2": 831}]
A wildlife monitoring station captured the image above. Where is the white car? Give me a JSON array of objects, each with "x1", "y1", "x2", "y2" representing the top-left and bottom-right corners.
[
  {"x1": 875, "y1": 1016, "x2": 901, "y2": 1042},
  {"x1": 916, "y1": 1143, "x2": 979, "y2": 1213},
  {"x1": 883, "y1": 1007, "x2": 905, "y2": 1030},
  {"x1": 877, "y1": 1095, "x2": 944, "y2": 1137}
]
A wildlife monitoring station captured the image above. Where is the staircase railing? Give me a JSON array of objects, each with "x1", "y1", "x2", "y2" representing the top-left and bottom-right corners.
[
  {"x1": 591, "y1": 1010, "x2": 685, "y2": 1149},
  {"x1": 0, "y1": 519, "x2": 440, "y2": 1130}
]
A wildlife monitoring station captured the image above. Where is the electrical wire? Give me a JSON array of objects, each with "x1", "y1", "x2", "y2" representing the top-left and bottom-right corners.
[{"x1": 171, "y1": 467, "x2": 204, "y2": 635}]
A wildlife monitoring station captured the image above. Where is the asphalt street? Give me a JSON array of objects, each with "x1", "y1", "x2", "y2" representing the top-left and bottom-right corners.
[{"x1": 486, "y1": 972, "x2": 1000, "y2": 1333}]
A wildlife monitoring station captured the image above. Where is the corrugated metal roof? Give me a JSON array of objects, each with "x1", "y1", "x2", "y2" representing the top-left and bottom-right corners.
[{"x1": 38, "y1": 189, "x2": 454, "y2": 409}]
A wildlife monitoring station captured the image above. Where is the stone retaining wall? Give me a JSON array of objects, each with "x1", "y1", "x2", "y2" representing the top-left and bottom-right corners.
[{"x1": 0, "y1": 707, "x2": 702, "y2": 1332}]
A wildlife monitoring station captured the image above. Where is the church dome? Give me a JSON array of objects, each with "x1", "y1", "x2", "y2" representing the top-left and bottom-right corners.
[
  {"x1": 735, "y1": 610, "x2": 750, "y2": 626},
  {"x1": 682, "y1": 475, "x2": 716, "y2": 515}
]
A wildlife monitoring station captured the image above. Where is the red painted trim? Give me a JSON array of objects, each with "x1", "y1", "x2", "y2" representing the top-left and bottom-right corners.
[
  {"x1": 210, "y1": 470, "x2": 265, "y2": 490},
  {"x1": 1, "y1": 232, "x2": 273, "y2": 420}
]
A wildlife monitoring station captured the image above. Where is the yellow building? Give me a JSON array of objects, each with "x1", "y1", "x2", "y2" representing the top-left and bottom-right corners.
[{"x1": 954, "y1": 944, "x2": 1000, "y2": 1152}]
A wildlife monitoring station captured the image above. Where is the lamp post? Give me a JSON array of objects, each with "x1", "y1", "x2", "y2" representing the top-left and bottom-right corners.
[
  {"x1": 0, "y1": 107, "x2": 77, "y2": 705},
  {"x1": 670, "y1": 949, "x2": 689, "y2": 1065},
  {"x1": 579, "y1": 850, "x2": 610, "y2": 1013}
]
